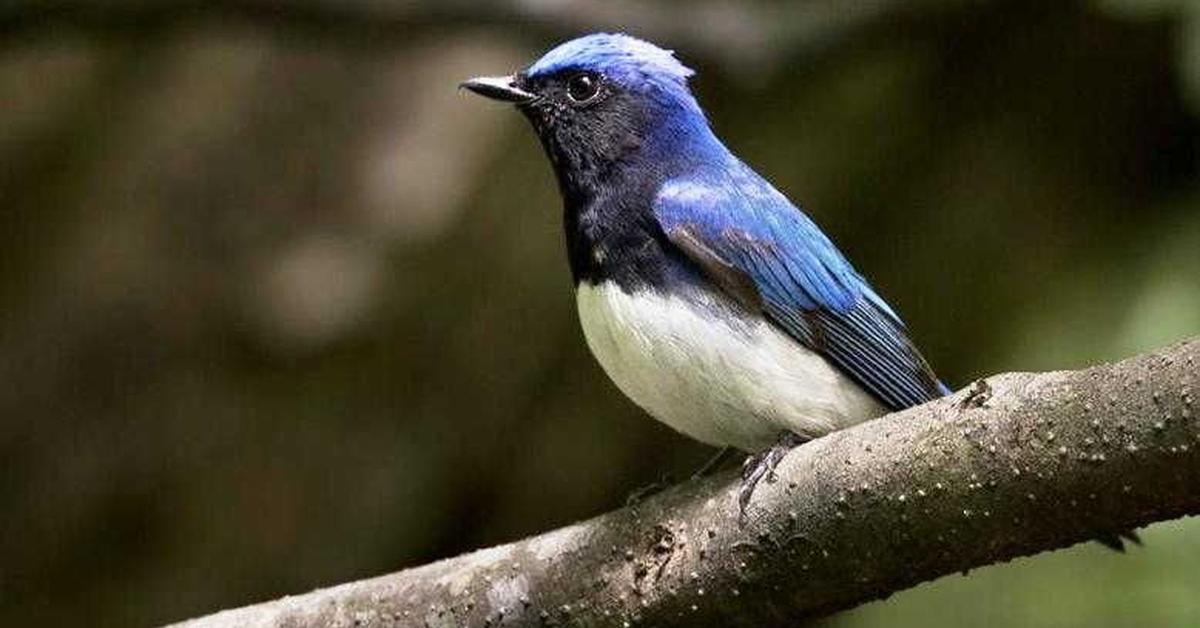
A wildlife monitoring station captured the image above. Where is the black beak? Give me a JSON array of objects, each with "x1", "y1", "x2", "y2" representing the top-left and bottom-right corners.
[{"x1": 459, "y1": 75, "x2": 536, "y2": 104}]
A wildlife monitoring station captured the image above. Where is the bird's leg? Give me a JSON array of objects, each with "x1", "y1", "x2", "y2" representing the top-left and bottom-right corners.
[
  {"x1": 629, "y1": 448, "x2": 737, "y2": 506},
  {"x1": 625, "y1": 473, "x2": 675, "y2": 506},
  {"x1": 738, "y1": 432, "x2": 805, "y2": 521},
  {"x1": 691, "y1": 446, "x2": 737, "y2": 479}
]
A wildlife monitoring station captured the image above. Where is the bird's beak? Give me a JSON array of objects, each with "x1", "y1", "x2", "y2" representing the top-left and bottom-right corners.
[{"x1": 459, "y1": 75, "x2": 536, "y2": 104}]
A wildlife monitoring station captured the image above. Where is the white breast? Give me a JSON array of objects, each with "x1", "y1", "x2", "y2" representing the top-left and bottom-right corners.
[{"x1": 575, "y1": 281, "x2": 885, "y2": 452}]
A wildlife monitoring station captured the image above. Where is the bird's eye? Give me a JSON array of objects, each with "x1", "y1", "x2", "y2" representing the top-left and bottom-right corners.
[{"x1": 566, "y1": 72, "x2": 601, "y2": 103}]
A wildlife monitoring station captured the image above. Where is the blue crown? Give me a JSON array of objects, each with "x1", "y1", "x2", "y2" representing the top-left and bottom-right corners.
[{"x1": 527, "y1": 33, "x2": 695, "y2": 85}]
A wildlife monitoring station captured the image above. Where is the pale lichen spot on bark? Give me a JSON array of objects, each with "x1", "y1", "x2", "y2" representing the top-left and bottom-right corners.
[
  {"x1": 435, "y1": 544, "x2": 513, "y2": 597},
  {"x1": 528, "y1": 523, "x2": 589, "y2": 562},
  {"x1": 485, "y1": 574, "x2": 530, "y2": 616}
]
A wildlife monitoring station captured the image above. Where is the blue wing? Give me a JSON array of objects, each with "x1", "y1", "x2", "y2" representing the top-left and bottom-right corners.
[{"x1": 654, "y1": 165, "x2": 946, "y2": 410}]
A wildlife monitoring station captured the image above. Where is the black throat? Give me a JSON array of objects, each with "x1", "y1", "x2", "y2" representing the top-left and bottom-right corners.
[
  {"x1": 560, "y1": 161, "x2": 676, "y2": 289},
  {"x1": 521, "y1": 108, "x2": 707, "y2": 292}
]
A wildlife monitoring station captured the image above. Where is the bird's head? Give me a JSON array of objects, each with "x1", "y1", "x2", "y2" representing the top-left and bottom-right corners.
[{"x1": 462, "y1": 33, "x2": 715, "y2": 196}]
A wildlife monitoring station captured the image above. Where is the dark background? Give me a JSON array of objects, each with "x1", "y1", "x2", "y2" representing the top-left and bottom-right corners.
[{"x1": 2, "y1": 1, "x2": 1199, "y2": 626}]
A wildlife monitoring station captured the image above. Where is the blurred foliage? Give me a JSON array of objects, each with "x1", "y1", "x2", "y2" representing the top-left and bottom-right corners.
[{"x1": 1, "y1": 1, "x2": 1198, "y2": 626}]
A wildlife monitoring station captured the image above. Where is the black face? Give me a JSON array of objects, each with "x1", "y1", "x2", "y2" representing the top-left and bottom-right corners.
[{"x1": 513, "y1": 70, "x2": 653, "y2": 203}]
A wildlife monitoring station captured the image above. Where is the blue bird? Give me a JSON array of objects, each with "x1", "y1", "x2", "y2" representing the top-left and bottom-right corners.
[{"x1": 461, "y1": 33, "x2": 948, "y2": 514}]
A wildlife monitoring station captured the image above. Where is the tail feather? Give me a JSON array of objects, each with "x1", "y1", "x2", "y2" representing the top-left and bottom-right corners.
[{"x1": 1094, "y1": 529, "x2": 1143, "y2": 552}]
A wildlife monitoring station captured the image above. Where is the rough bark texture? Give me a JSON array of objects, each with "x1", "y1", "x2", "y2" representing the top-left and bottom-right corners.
[{"x1": 171, "y1": 338, "x2": 1199, "y2": 628}]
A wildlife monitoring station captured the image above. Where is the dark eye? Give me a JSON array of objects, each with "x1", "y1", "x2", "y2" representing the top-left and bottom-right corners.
[{"x1": 566, "y1": 72, "x2": 600, "y2": 103}]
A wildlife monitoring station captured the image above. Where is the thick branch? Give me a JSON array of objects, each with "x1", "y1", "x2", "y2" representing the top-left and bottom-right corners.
[{"x1": 171, "y1": 338, "x2": 1199, "y2": 627}]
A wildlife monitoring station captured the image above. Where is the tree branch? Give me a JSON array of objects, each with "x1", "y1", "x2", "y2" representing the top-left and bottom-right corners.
[{"x1": 170, "y1": 338, "x2": 1199, "y2": 627}]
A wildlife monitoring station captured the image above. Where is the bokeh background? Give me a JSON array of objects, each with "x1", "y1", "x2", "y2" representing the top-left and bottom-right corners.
[{"x1": 3, "y1": 0, "x2": 1199, "y2": 626}]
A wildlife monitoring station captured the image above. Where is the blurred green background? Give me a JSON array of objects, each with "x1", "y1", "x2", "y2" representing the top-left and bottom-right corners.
[{"x1": 2, "y1": 0, "x2": 1199, "y2": 626}]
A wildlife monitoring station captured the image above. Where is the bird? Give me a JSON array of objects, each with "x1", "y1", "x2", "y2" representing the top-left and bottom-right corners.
[
  {"x1": 460, "y1": 33, "x2": 1145, "y2": 550},
  {"x1": 459, "y1": 33, "x2": 950, "y2": 516}
]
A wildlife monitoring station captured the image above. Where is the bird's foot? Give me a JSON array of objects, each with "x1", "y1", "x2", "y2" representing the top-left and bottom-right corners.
[
  {"x1": 738, "y1": 433, "x2": 805, "y2": 523},
  {"x1": 691, "y1": 446, "x2": 737, "y2": 479},
  {"x1": 958, "y1": 379, "x2": 993, "y2": 409}
]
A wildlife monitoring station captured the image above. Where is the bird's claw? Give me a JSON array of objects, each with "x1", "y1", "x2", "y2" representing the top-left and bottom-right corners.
[
  {"x1": 958, "y1": 379, "x2": 992, "y2": 409},
  {"x1": 737, "y1": 433, "x2": 804, "y2": 523}
]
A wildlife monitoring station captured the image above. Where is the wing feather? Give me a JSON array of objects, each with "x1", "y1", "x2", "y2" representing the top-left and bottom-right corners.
[{"x1": 656, "y1": 169, "x2": 944, "y2": 410}]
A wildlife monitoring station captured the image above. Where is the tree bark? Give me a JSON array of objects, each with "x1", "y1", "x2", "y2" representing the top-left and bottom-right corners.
[{"x1": 170, "y1": 338, "x2": 1199, "y2": 628}]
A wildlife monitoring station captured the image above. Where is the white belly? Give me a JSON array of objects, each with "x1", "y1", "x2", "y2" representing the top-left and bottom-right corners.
[{"x1": 575, "y1": 281, "x2": 886, "y2": 451}]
